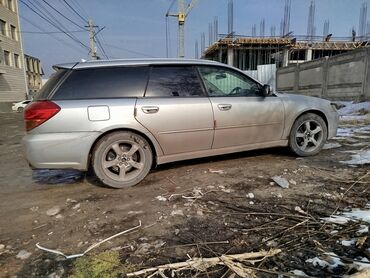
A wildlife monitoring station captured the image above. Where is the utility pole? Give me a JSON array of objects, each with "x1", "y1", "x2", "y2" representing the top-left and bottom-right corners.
[
  {"x1": 86, "y1": 19, "x2": 98, "y2": 59},
  {"x1": 166, "y1": 0, "x2": 197, "y2": 58}
]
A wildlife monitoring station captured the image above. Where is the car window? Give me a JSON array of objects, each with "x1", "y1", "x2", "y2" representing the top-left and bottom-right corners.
[
  {"x1": 35, "y1": 69, "x2": 68, "y2": 100},
  {"x1": 197, "y1": 66, "x2": 262, "y2": 97},
  {"x1": 145, "y1": 66, "x2": 204, "y2": 97},
  {"x1": 52, "y1": 66, "x2": 149, "y2": 100}
]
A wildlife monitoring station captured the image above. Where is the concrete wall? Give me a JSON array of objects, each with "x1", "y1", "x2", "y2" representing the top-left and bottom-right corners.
[{"x1": 276, "y1": 48, "x2": 370, "y2": 101}]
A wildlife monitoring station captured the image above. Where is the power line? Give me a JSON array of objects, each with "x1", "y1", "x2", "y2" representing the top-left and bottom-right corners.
[
  {"x1": 69, "y1": 0, "x2": 89, "y2": 19},
  {"x1": 97, "y1": 32, "x2": 111, "y2": 59},
  {"x1": 20, "y1": 15, "x2": 87, "y2": 55},
  {"x1": 96, "y1": 35, "x2": 109, "y2": 59},
  {"x1": 17, "y1": 30, "x2": 85, "y2": 34},
  {"x1": 27, "y1": 0, "x2": 86, "y2": 44},
  {"x1": 19, "y1": 0, "x2": 89, "y2": 50},
  {"x1": 39, "y1": 0, "x2": 86, "y2": 30},
  {"x1": 104, "y1": 43, "x2": 157, "y2": 58},
  {"x1": 61, "y1": 0, "x2": 88, "y2": 23}
]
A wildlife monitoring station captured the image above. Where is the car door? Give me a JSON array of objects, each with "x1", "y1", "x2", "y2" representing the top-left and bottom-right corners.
[
  {"x1": 135, "y1": 66, "x2": 214, "y2": 155},
  {"x1": 197, "y1": 65, "x2": 284, "y2": 149}
]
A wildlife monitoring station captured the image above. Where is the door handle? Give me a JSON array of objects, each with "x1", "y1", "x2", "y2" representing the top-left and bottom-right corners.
[
  {"x1": 218, "y1": 104, "x2": 232, "y2": 111},
  {"x1": 141, "y1": 106, "x2": 159, "y2": 114}
]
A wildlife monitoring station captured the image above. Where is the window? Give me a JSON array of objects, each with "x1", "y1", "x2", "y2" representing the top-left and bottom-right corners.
[
  {"x1": 145, "y1": 66, "x2": 204, "y2": 97},
  {"x1": 198, "y1": 66, "x2": 262, "y2": 97},
  {"x1": 0, "y1": 20, "x2": 6, "y2": 36},
  {"x1": 10, "y1": 25, "x2": 16, "y2": 40},
  {"x1": 13, "y1": 53, "x2": 20, "y2": 68},
  {"x1": 7, "y1": 0, "x2": 14, "y2": 11},
  {"x1": 4, "y1": 51, "x2": 10, "y2": 66},
  {"x1": 35, "y1": 69, "x2": 67, "y2": 100},
  {"x1": 52, "y1": 66, "x2": 149, "y2": 100}
]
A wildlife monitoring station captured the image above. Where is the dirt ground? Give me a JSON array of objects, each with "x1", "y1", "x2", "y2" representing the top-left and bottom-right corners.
[{"x1": 0, "y1": 111, "x2": 369, "y2": 277}]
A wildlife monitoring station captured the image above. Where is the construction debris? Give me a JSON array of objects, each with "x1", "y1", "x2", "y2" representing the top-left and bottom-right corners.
[
  {"x1": 126, "y1": 249, "x2": 281, "y2": 277},
  {"x1": 271, "y1": 176, "x2": 289, "y2": 188}
]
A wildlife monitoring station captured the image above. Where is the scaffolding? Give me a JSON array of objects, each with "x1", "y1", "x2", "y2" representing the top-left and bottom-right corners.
[{"x1": 203, "y1": 36, "x2": 369, "y2": 71}]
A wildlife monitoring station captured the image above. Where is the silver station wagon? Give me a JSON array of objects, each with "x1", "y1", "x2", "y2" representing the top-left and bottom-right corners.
[{"x1": 23, "y1": 59, "x2": 339, "y2": 188}]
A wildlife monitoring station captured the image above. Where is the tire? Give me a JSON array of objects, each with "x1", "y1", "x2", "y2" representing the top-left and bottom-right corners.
[
  {"x1": 17, "y1": 107, "x2": 24, "y2": 113},
  {"x1": 289, "y1": 113, "x2": 327, "y2": 157},
  {"x1": 92, "y1": 131, "x2": 153, "y2": 188}
]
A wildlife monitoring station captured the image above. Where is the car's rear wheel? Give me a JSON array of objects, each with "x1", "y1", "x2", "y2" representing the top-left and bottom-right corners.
[
  {"x1": 289, "y1": 113, "x2": 327, "y2": 156},
  {"x1": 92, "y1": 131, "x2": 153, "y2": 188}
]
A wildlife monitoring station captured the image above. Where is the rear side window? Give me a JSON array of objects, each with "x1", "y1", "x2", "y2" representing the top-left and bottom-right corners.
[
  {"x1": 145, "y1": 66, "x2": 204, "y2": 97},
  {"x1": 52, "y1": 66, "x2": 149, "y2": 100},
  {"x1": 35, "y1": 69, "x2": 67, "y2": 100}
]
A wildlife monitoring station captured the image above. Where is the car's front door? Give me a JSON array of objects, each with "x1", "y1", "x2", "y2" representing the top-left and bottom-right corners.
[
  {"x1": 135, "y1": 66, "x2": 214, "y2": 155},
  {"x1": 197, "y1": 66, "x2": 284, "y2": 149}
]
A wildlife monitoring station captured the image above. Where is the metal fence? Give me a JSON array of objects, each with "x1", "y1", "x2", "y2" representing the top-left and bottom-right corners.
[{"x1": 245, "y1": 64, "x2": 276, "y2": 90}]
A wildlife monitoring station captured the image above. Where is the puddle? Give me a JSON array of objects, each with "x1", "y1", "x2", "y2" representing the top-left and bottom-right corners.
[{"x1": 32, "y1": 169, "x2": 84, "y2": 184}]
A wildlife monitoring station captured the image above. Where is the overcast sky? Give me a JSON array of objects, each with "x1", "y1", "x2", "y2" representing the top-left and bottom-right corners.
[{"x1": 19, "y1": 0, "x2": 369, "y2": 76}]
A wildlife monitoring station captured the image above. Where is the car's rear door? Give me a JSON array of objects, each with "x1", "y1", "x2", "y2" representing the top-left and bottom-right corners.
[
  {"x1": 197, "y1": 65, "x2": 284, "y2": 149},
  {"x1": 135, "y1": 66, "x2": 214, "y2": 155}
]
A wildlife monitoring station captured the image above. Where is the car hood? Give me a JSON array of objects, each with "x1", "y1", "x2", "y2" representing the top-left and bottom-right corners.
[{"x1": 275, "y1": 92, "x2": 331, "y2": 106}]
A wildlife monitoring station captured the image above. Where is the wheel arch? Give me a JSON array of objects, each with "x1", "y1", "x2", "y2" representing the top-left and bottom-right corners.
[
  {"x1": 88, "y1": 128, "x2": 159, "y2": 169},
  {"x1": 288, "y1": 109, "x2": 329, "y2": 139}
]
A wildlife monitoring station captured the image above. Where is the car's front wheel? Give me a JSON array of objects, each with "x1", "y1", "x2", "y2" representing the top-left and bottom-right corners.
[
  {"x1": 92, "y1": 131, "x2": 153, "y2": 188},
  {"x1": 289, "y1": 113, "x2": 327, "y2": 156},
  {"x1": 17, "y1": 107, "x2": 24, "y2": 113}
]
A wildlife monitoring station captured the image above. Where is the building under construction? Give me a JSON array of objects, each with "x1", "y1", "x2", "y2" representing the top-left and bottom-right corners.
[
  {"x1": 202, "y1": 36, "x2": 370, "y2": 70},
  {"x1": 200, "y1": 0, "x2": 370, "y2": 71}
]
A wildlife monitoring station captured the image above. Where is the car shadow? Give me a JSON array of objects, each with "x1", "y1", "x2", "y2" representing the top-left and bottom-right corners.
[{"x1": 152, "y1": 146, "x2": 293, "y2": 172}]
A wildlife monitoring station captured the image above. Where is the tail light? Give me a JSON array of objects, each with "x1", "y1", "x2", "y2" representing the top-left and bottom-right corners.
[{"x1": 24, "y1": 101, "x2": 61, "y2": 131}]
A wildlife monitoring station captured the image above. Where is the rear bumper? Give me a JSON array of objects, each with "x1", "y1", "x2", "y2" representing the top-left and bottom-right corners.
[{"x1": 22, "y1": 131, "x2": 101, "y2": 170}]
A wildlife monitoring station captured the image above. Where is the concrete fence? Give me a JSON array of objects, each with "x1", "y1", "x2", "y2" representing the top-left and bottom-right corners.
[{"x1": 276, "y1": 48, "x2": 370, "y2": 100}]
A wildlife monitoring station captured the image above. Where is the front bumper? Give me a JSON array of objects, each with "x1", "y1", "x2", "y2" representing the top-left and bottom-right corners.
[{"x1": 22, "y1": 131, "x2": 101, "y2": 170}]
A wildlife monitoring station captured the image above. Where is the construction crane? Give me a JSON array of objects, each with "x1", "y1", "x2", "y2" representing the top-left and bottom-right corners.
[{"x1": 166, "y1": 0, "x2": 197, "y2": 58}]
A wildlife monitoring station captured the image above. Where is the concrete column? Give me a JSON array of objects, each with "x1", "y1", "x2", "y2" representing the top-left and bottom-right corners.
[
  {"x1": 227, "y1": 47, "x2": 234, "y2": 66},
  {"x1": 306, "y1": 48, "x2": 313, "y2": 61},
  {"x1": 218, "y1": 47, "x2": 222, "y2": 63},
  {"x1": 282, "y1": 49, "x2": 289, "y2": 67},
  {"x1": 322, "y1": 56, "x2": 329, "y2": 99},
  {"x1": 294, "y1": 65, "x2": 299, "y2": 93},
  {"x1": 363, "y1": 48, "x2": 370, "y2": 100}
]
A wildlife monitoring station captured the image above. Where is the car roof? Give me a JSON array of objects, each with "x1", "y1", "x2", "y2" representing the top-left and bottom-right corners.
[{"x1": 53, "y1": 58, "x2": 226, "y2": 70}]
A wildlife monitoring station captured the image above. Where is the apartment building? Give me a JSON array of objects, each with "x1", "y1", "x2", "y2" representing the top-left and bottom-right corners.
[
  {"x1": 25, "y1": 54, "x2": 43, "y2": 98},
  {"x1": 0, "y1": 0, "x2": 27, "y2": 102}
]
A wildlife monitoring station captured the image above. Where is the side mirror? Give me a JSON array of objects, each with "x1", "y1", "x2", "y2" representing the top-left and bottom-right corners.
[
  {"x1": 215, "y1": 73, "x2": 227, "y2": 80},
  {"x1": 260, "y1": 84, "x2": 272, "y2": 97}
]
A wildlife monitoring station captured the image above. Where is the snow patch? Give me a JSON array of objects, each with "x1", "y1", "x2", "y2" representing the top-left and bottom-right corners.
[
  {"x1": 341, "y1": 239, "x2": 355, "y2": 246},
  {"x1": 322, "y1": 204, "x2": 370, "y2": 224},
  {"x1": 323, "y1": 142, "x2": 342, "y2": 150},
  {"x1": 340, "y1": 150, "x2": 370, "y2": 165},
  {"x1": 306, "y1": 252, "x2": 344, "y2": 270},
  {"x1": 357, "y1": 225, "x2": 369, "y2": 234},
  {"x1": 338, "y1": 101, "x2": 370, "y2": 116}
]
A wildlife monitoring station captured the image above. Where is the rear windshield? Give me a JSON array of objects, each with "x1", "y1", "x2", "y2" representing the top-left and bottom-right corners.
[
  {"x1": 51, "y1": 66, "x2": 149, "y2": 100},
  {"x1": 34, "y1": 69, "x2": 68, "y2": 100}
]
